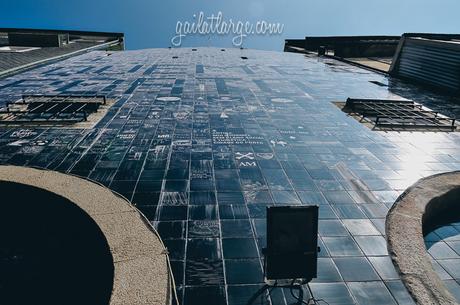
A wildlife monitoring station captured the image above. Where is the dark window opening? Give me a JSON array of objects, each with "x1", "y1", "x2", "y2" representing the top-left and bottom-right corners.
[{"x1": 369, "y1": 80, "x2": 388, "y2": 87}]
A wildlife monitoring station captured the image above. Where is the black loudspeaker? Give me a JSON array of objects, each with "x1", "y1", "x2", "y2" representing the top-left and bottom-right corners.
[{"x1": 265, "y1": 206, "x2": 319, "y2": 281}]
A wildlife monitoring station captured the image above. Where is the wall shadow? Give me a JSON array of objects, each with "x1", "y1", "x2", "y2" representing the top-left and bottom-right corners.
[{"x1": 0, "y1": 181, "x2": 114, "y2": 305}]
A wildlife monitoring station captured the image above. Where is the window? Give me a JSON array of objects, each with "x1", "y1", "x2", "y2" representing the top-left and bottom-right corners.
[
  {"x1": 0, "y1": 94, "x2": 110, "y2": 127},
  {"x1": 342, "y1": 98, "x2": 456, "y2": 131}
]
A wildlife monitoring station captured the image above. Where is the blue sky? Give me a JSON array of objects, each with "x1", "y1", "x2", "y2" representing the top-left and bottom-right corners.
[{"x1": 1, "y1": 0, "x2": 459, "y2": 50}]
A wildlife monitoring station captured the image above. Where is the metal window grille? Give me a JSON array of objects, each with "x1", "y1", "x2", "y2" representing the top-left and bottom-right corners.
[
  {"x1": 0, "y1": 94, "x2": 106, "y2": 124},
  {"x1": 345, "y1": 98, "x2": 456, "y2": 131}
]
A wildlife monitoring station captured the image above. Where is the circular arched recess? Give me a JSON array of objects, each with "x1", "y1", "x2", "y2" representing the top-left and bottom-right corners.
[
  {"x1": 0, "y1": 166, "x2": 171, "y2": 305},
  {"x1": 386, "y1": 171, "x2": 460, "y2": 305}
]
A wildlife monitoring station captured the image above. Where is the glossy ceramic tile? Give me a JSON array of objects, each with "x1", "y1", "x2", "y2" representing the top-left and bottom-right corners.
[{"x1": 2, "y1": 47, "x2": 460, "y2": 305}]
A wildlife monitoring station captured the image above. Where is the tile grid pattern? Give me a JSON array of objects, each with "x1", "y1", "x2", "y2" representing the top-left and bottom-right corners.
[
  {"x1": 1, "y1": 48, "x2": 460, "y2": 305},
  {"x1": 425, "y1": 223, "x2": 460, "y2": 303}
]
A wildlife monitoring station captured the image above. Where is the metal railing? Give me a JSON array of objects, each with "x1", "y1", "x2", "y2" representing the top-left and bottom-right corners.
[
  {"x1": 0, "y1": 94, "x2": 106, "y2": 124},
  {"x1": 345, "y1": 98, "x2": 456, "y2": 131}
]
